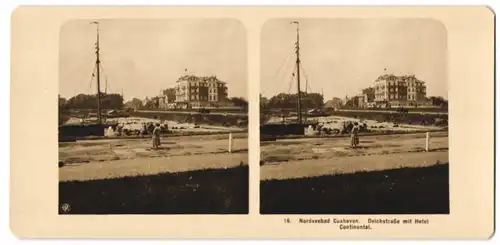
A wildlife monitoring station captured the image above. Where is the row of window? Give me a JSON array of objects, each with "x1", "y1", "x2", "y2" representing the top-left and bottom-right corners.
[
  {"x1": 376, "y1": 81, "x2": 423, "y2": 86},
  {"x1": 176, "y1": 91, "x2": 227, "y2": 96},
  {"x1": 176, "y1": 84, "x2": 227, "y2": 91},
  {"x1": 375, "y1": 94, "x2": 419, "y2": 100},
  {"x1": 188, "y1": 95, "x2": 220, "y2": 101},
  {"x1": 376, "y1": 87, "x2": 425, "y2": 92},
  {"x1": 180, "y1": 81, "x2": 226, "y2": 87},
  {"x1": 179, "y1": 88, "x2": 226, "y2": 93}
]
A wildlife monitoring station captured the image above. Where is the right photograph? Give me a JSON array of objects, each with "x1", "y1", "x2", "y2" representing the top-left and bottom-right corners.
[{"x1": 260, "y1": 19, "x2": 449, "y2": 214}]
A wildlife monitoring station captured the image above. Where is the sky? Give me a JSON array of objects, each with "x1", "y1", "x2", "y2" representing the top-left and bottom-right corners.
[
  {"x1": 260, "y1": 19, "x2": 448, "y2": 100},
  {"x1": 59, "y1": 19, "x2": 247, "y2": 101}
]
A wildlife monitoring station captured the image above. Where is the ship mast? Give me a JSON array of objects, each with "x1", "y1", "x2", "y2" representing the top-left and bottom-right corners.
[
  {"x1": 292, "y1": 21, "x2": 302, "y2": 124},
  {"x1": 91, "y1": 21, "x2": 102, "y2": 124}
]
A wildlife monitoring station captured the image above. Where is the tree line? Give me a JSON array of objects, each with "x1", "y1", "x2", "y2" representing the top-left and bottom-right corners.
[
  {"x1": 122, "y1": 95, "x2": 248, "y2": 110},
  {"x1": 59, "y1": 93, "x2": 124, "y2": 110},
  {"x1": 60, "y1": 92, "x2": 443, "y2": 111},
  {"x1": 260, "y1": 92, "x2": 324, "y2": 110},
  {"x1": 428, "y1": 96, "x2": 448, "y2": 107},
  {"x1": 260, "y1": 93, "x2": 447, "y2": 110}
]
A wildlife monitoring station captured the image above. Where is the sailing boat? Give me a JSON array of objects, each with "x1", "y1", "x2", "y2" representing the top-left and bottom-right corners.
[
  {"x1": 260, "y1": 21, "x2": 318, "y2": 138},
  {"x1": 59, "y1": 21, "x2": 118, "y2": 140}
]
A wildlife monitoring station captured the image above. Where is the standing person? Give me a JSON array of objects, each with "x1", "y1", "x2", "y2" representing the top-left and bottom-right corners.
[
  {"x1": 140, "y1": 123, "x2": 147, "y2": 137},
  {"x1": 350, "y1": 122, "x2": 360, "y2": 148},
  {"x1": 152, "y1": 123, "x2": 161, "y2": 149}
]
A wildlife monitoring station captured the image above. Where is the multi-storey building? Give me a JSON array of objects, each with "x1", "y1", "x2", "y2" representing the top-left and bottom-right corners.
[
  {"x1": 158, "y1": 90, "x2": 168, "y2": 109},
  {"x1": 357, "y1": 87, "x2": 376, "y2": 108},
  {"x1": 174, "y1": 75, "x2": 229, "y2": 109},
  {"x1": 373, "y1": 74, "x2": 428, "y2": 107}
]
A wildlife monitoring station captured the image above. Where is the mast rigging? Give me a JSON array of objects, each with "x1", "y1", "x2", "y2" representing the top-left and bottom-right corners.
[
  {"x1": 91, "y1": 21, "x2": 102, "y2": 124},
  {"x1": 291, "y1": 21, "x2": 302, "y2": 124}
]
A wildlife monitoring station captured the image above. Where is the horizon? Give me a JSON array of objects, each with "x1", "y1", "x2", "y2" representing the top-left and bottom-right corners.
[
  {"x1": 260, "y1": 19, "x2": 448, "y2": 101},
  {"x1": 59, "y1": 19, "x2": 248, "y2": 102}
]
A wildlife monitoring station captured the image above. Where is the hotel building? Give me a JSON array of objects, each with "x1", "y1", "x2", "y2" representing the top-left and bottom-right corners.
[
  {"x1": 373, "y1": 74, "x2": 429, "y2": 107},
  {"x1": 174, "y1": 75, "x2": 230, "y2": 109}
]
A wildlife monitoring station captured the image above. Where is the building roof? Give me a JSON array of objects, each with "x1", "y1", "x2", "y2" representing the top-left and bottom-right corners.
[
  {"x1": 176, "y1": 74, "x2": 227, "y2": 84},
  {"x1": 375, "y1": 73, "x2": 425, "y2": 84}
]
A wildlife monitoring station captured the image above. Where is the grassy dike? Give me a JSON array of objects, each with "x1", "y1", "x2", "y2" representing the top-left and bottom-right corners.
[
  {"x1": 260, "y1": 163, "x2": 449, "y2": 214},
  {"x1": 59, "y1": 165, "x2": 249, "y2": 214}
]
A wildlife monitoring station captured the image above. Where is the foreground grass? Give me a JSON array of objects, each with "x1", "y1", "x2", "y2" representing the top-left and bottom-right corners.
[
  {"x1": 260, "y1": 163, "x2": 449, "y2": 214},
  {"x1": 59, "y1": 165, "x2": 249, "y2": 214}
]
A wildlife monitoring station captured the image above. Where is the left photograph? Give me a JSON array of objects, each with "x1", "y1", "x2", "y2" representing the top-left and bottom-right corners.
[{"x1": 58, "y1": 19, "x2": 249, "y2": 214}]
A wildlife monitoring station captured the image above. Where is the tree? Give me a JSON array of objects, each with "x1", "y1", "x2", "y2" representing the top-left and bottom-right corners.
[
  {"x1": 268, "y1": 93, "x2": 295, "y2": 109},
  {"x1": 100, "y1": 93, "x2": 124, "y2": 110},
  {"x1": 124, "y1": 98, "x2": 143, "y2": 109},
  {"x1": 343, "y1": 97, "x2": 359, "y2": 108},
  {"x1": 58, "y1": 95, "x2": 67, "y2": 110},
  {"x1": 267, "y1": 92, "x2": 324, "y2": 110},
  {"x1": 301, "y1": 92, "x2": 324, "y2": 109},
  {"x1": 429, "y1": 96, "x2": 448, "y2": 107},
  {"x1": 143, "y1": 96, "x2": 160, "y2": 109},
  {"x1": 260, "y1": 94, "x2": 269, "y2": 109},
  {"x1": 163, "y1": 88, "x2": 176, "y2": 103},
  {"x1": 58, "y1": 95, "x2": 69, "y2": 125},
  {"x1": 66, "y1": 93, "x2": 124, "y2": 109},
  {"x1": 229, "y1": 97, "x2": 248, "y2": 109},
  {"x1": 324, "y1": 97, "x2": 343, "y2": 109}
]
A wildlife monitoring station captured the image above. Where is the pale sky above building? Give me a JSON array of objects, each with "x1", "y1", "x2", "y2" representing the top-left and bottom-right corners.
[
  {"x1": 260, "y1": 19, "x2": 448, "y2": 101},
  {"x1": 59, "y1": 19, "x2": 247, "y2": 101}
]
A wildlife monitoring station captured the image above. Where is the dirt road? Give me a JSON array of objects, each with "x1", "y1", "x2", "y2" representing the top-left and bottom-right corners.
[
  {"x1": 59, "y1": 134, "x2": 248, "y2": 181},
  {"x1": 261, "y1": 131, "x2": 448, "y2": 180}
]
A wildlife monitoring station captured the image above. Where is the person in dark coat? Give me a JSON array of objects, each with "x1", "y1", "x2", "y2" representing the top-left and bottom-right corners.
[
  {"x1": 350, "y1": 122, "x2": 360, "y2": 148},
  {"x1": 152, "y1": 123, "x2": 161, "y2": 149}
]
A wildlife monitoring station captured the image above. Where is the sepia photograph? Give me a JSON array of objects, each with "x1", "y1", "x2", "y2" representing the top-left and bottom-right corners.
[
  {"x1": 260, "y1": 19, "x2": 450, "y2": 214},
  {"x1": 58, "y1": 19, "x2": 249, "y2": 214},
  {"x1": 10, "y1": 6, "x2": 494, "y2": 239}
]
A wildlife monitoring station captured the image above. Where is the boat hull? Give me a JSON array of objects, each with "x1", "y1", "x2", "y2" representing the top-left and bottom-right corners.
[
  {"x1": 260, "y1": 122, "x2": 317, "y2": 138},
  {"x1": 59, "y1": 123, "x2": 118, "y2": 141}
]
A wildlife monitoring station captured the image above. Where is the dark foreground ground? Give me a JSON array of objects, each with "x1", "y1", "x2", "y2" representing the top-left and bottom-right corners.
[
  {"x1": 260, "y1": 164, "x2": 449, "y2": 214},
  {"x1": 59, "y1": 165, "x2": 249, "y2": 214}
]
